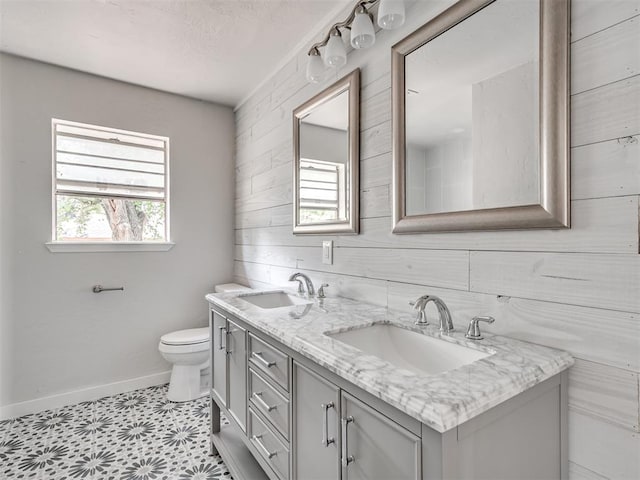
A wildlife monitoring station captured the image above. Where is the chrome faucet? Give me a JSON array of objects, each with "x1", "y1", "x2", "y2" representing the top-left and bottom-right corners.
[
  {"x1": 288, "y1": 272, "x2": 316, "y2": 296},
  {"x1": 410, "y1": 295, "x2": 454, "y2": 333},
  {"x1": 465, "y1": 316, "x2": 495, "y2": 340}
]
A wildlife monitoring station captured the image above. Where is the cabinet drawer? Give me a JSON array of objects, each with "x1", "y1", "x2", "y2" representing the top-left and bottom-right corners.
[
  {"x1": 249, "y1": 407, "x2": 290, "y2": 480},
  {"x1": 249, "y1": 368, "x2": 290, "y2": 440},
  {"x1": 248, "y1": 333, "x2": 289, "y2": 392}
]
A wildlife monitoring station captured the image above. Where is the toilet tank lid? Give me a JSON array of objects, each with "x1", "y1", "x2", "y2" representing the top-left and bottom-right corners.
[
  {"x1": 215, "y1": 283, "x2": 251, "y2": 293},
  {"x1": 161, "y1": 327, "x2": 209, "y2": 345}
]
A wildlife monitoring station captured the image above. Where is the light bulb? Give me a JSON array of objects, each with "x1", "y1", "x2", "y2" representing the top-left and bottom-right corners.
[
  {"x1": 377, "y1": 0, "x2": 405, "y2": 30},
  {"x1": 324, "y1": 30, "x2": 347, "y2": 68},
  {"x1": 306, "y1": 51, "x2": 325, "y2": 83},
  {"x1": 350, "y1": 10, "x2": 376, "y2": 49}
]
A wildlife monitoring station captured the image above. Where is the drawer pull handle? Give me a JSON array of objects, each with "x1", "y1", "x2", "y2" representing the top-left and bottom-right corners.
[
  {"x1": 218, "y1": 326, "x2": 227, "y2": 351},
  {"x1": 321, "y1": 402, "x2": 335, "y2": 447},
  {"x1": 252, "y1": 351, "x2": 276, "y2": 368},
  {"x1": 341, "y1": 416, "x2": 355, "y2": 467},
  {"x1": 253, "y1": 392, "x2": 277, "y2": 412},
  {"x1": 252, "y1": 434, "x2": 277, "y2": 459}
]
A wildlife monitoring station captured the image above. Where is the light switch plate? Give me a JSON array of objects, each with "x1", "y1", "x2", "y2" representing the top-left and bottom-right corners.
[{"x1": 322, "y1": 240, "x2": 333, "y2": 265}]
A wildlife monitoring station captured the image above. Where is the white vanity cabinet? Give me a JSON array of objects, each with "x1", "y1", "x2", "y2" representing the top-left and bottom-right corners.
[
  {"x1": 293, "y1": 362, "x2": 420, "y2": 480},
  {"x1": 208, "y1": 304, "x2": 568, "y2": 480},
  {"x1": 341, "y1": 391, "x2": 421, "y2": 480},
  {"x1": 210, "y1": 310, "x2": 227, "y2": 407},
  {"x1": 292, "y1": 363, "x2": 341, "y2": 480},
  {"x1": 210, "y1": 309, "x2": 247, "y2": 432},
  {"x1": 227, "y1": 319, "x2": 247, "y2": 431}
]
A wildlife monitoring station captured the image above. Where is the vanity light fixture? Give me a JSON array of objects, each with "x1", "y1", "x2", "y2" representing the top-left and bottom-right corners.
[
  {"x1": 377, "y1": 0, "x2": 406, "y2": 30},
  {"x1": 305, "y1": 0, "x2": 405, "y2": 83},
  {"x1": 324, "y1": 28, "x2": 348, "y2": 67},
  {"x1": 351, "y1": 5, "x2": 376, "y2": 49},
  {"x1": 306, "y1": 48, "x2": 325, "y2": 83}
]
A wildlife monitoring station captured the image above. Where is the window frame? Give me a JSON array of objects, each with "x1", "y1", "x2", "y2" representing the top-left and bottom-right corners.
[
  {"x1": 47, "y1": 119, "x2": 173, "y2": 252},
  {"x1": 298, "y1": 157, "x2": 347, "y2": 224}
]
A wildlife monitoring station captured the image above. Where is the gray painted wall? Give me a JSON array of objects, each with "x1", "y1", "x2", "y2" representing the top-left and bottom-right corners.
[
  {"x1": 406, "y1": 139, "x2": 473, "y2": 215},
  {"x1": 300, "y1": 123, "x2": 348, "y2": 164},
  {"x1": 0, "y1": 54, "x2": 235, "y2": 414},
  {"x1": 233, "y1": 0, "x2": 640, "y2": 478},
  {"x1": 471, "y1": 61, "x2": 539, "y2": 209}
]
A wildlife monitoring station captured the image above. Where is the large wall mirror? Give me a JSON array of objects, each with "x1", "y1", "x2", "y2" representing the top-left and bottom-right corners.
[
  {"x1": 293, "y1": 69, "x2": 360, "y2": 234},
  {"x1": 392, "y1": 0, "x2": 569, "y2": 233}
]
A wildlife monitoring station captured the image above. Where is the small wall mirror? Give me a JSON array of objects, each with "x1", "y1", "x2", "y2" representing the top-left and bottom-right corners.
[
  {"x1": 293, "y1": 69, "x2": 359, "y2": 234},
  {"x1": 392, "y1": 0, "x2": 569, "y2": 233}
]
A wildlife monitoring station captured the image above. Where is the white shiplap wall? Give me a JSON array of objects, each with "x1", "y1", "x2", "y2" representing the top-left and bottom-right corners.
[{"x1": 234, "y1": 1, "x2": 640, "y2": 478}]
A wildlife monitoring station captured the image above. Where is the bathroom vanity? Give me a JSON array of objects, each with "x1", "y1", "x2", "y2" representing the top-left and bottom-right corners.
[{"x1": 206, "y1": 291, "x2": 573, "y2": 480}]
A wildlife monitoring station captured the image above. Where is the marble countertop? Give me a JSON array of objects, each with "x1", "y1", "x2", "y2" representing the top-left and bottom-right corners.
[{"x1": 206, "y1": 290, "x2": 573, "y2": 433}]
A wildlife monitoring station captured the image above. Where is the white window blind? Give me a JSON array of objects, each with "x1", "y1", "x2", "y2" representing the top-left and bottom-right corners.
[
  {"x1": 54, "y1": 120, "x2": 168, "y2": 200},
  {"x1": 299, "y1": 159, "x2": 339, "y2": 212}
]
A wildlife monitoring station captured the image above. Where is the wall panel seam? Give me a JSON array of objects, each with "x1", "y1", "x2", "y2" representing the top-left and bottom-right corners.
[
  {"x1": 571, "y1": 72, "x2": 640, "y2": 98},
  {"x1": 570, "y1": 12, "x2": 640, "y2": 44}
]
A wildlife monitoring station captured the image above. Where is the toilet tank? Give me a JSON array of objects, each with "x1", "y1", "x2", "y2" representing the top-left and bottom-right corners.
[{"x1": 214, "y1": 283, "x2": 252, "y2": 293}]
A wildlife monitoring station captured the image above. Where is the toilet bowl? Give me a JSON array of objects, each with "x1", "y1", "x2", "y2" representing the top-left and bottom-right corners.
[{"x1": 159, "y1": 327, "x2": 209, "y2": 402}]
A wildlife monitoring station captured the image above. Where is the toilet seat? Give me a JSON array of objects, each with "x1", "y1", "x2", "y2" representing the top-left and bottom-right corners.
[
  {"x1": 158, "y1": 341, "x2": 209, "y2": 355},
  {"x1": 160, "y1": 327, "x2": 209, "y2": 346}
]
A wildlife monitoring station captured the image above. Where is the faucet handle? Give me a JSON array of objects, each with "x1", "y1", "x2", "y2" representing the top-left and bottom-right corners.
[
  {"x1": 318, "y1": 284, "x2": 329, "y2": 298},
  {"x1": 409, "y1": 297, "x2": 426, "y2": 309},
  {"x1": 409, "y1": 298, "x2": 429, "y2": 325},
  {"x1": 465, "y1": 316, "x2": 495, "y2": 340}
]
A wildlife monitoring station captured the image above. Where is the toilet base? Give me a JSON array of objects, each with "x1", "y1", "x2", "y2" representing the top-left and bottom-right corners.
[{"x1": 167, "y1": 362, "x2": 207, "y2": 402}]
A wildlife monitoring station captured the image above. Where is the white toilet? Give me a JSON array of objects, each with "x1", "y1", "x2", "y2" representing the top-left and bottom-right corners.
[
  {"x1": 159, "y1": 283, "x2": 251, "y2": 402},
  {"x1": 159, "y1": 327, "x2": 210, "y2": 402}
]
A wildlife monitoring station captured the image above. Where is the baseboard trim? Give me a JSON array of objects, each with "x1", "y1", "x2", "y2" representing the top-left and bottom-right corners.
[{"x1": 0, "y1": 370, "x2": 172, "y2": 420}]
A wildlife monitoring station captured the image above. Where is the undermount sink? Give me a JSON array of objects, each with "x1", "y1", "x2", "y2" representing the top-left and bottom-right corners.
[
  {"x1": 327, "y1": 324, "x2": 491, "y2": 376},
  {"x1": 239, "y1": 291, "x2": 312, "y2": 309}
]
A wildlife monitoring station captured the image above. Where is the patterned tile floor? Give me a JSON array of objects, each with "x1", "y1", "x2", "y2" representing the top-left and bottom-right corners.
[{"x1": 0, "y1": 384, "x2": 232, "y2": 480}]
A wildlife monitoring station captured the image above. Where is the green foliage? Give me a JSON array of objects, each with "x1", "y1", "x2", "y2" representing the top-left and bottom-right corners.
[
  {"x1": 56, "y1": 196, "x2": 166, "y2": 241},
  {"x1": 56, "y1": 196, "x2": 102, "y2": 238},
  {"x1": 132, "y1": 200, "x2": 165, "y2": 240},
  {"x1": 300, "y1": 208, "x2": 339, "y2": 224}
]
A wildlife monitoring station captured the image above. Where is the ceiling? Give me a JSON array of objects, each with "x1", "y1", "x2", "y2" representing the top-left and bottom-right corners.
[
  {"x1": 302, "y1": 88, "x2": 348, "y2": 131},
  {"x1": 0, "y1": 0, "x2": 351, "y2": 107}
]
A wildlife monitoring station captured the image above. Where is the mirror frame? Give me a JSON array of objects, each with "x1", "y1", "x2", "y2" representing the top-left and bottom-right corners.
[
  {"x1": 391, "y1": 0, "x2": 570, "y2": 233},
  {"x1": 293, "y1": 68, "x2": 360, "y2": 235}
]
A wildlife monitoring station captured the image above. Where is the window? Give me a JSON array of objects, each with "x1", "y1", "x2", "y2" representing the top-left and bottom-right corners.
[
  {"x1": 299, "y1": 158, "x2": 346, "y2": 224},
  {"x1": 51, "y1": 119, "x2": 170, "y2": 246}
]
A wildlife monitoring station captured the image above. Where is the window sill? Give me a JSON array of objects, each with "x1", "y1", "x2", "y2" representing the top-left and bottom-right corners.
[{"x1": 45, "y1": 242, "x2": 175, "y2": 253}]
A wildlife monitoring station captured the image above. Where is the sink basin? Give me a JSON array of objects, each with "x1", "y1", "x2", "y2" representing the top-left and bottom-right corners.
[
  {"x1": 327, "y1": 324, "x2": 491, "y2": 375},
  {"x1": 239, "y1": 291, "x2": 312, "y2": 309}
]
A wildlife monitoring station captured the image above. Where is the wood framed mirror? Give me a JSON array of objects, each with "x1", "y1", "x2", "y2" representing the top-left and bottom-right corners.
[
  {"x1": 293, "y1": 69, "x2": 360, "y2": 235},
  {"x1": 392, "y1": 0, "x2": 570, "y2": 233}
]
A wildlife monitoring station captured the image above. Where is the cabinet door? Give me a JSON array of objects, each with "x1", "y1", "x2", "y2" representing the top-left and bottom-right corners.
[
  {"x1": 292, "y1": 362, "x2": 340, "y2": 480},
  {"x1": 211, "y1": 310, "x2": 227, "y2": 407},
  {"x1": 341, "y1": 391, "x2": 421, "y2": 480},
  {"x1": 227, "y1": 319, "x2": 247, "y2": 432}
]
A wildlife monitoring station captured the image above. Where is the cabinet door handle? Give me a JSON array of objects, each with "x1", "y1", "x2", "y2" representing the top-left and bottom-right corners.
[
  {"x1": 252, "y1": 392, "x2": 276, "y2": 412},
  {"x1": 252, "y1": 434, "x2": 277, "y2": 459},
  {"x1": 218, "y1": 326, "x2": 227, "y2": 351},
  {"x1": 341, "y1": 416, "x2": 355, "y2": 467},
  {"x1": 225, "y1": 329, "x2": 232, "y2": 355},
  {"x1": 251, "y1": 351, "x2": 276, "y2": 368},
  {"x1": 321, "y1": 402, "x2": 335, "y2": 447}
]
